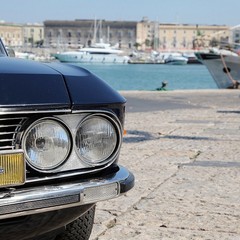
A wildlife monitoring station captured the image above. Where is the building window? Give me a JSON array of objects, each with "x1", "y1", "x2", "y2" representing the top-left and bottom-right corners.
[
  {"x1": 118, "y1": 31, "x2": 122, "y2": 39},
  {"x1": 173, "y1": 37, "x2": 177, "y2": 47},
  {"x1": 182, "y1": 37, "x2": 186, "y2": 47}
]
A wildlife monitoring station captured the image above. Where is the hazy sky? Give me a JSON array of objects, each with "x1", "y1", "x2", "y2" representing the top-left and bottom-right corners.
[{"x1": 1, "y1": 0, "x2": 239, "y2": 26}]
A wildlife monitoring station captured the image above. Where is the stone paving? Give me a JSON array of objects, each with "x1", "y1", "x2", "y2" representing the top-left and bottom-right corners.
[{"x1": 90, "y1": 90, "x2": 240, "y2": 240}]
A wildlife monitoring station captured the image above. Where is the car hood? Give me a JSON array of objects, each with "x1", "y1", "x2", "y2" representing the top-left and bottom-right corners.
[{"x1": 0, "y1": 57, "x2": 125, "y2": 110}]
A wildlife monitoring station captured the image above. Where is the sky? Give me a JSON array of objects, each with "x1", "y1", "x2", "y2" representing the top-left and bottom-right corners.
[{"x1": 1, "y1": 0, "x2": 239, "y2": 26}]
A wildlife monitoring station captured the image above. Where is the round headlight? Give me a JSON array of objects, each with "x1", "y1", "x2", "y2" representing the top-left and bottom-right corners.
[
  {"x1": 75, "y1": 115, "x2": 120, "y2": 166},
  {"x1": 23, "y1": 119, "x2": 71, "y2": 171}
]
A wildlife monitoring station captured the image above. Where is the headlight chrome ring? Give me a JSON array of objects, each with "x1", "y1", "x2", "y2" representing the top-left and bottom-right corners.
[
  {"x1": 75, "y1": 114, "x2": 122, "y2": 166},
  {"x1": 22, "y1": 118, "x2": 71, "y2": 171}
]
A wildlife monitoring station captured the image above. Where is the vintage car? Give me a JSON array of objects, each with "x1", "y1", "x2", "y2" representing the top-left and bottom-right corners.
[{"x1": 0, "y1": 39, "x2": 134, "y2": 240}]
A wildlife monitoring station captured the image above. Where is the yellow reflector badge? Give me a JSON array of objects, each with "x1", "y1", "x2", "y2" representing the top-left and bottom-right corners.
[{"x1": 0, "y1": 150, "x2": 25, "y2": 187}]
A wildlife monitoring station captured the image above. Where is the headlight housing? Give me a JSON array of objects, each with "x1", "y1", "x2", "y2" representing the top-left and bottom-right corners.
[
  {"x1": 23, "y1": 119, "x2": 71, "y2": 171},
  {"x1": 75, "y1": 114, "x2": 121, "y2": 166}
]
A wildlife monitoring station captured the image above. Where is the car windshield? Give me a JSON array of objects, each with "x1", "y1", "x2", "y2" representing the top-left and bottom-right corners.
[{"x1": 0, "y1": 39, "x2": 8, "y2": 56}]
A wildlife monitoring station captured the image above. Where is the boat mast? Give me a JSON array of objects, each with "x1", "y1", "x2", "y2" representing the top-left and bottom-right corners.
[
  {"x1": 99, "y1": 19, "x2": 102, "y2": 42},
  {"x1": 107, "y1": 26, "x2": 110, "y2": 43},
  {"x1": 93, "y1": 17, "x2": 97, "y2": 44}
]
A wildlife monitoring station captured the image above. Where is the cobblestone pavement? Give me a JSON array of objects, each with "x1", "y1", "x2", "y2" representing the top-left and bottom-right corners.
[{"x1": 90, "y1": 90, "x2": 240, "y2": 240}]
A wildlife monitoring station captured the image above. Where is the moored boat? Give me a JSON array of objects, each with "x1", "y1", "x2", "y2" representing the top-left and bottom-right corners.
[
  {"x1": 195, "y1": 48, "x2": 240, "y2": 89},
  {"x1": 164, "y1": 54, "x2": 188, "y2": 65},
  {"x1": 54, "y1": 43, "x2": 129, "y2": 64},
  {"x1": 182, "y1": 53, "x2": 201, "y2": 64}
]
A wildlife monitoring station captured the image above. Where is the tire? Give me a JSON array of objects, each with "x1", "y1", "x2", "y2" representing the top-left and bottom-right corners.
[{"x1": 55, "y1": 206, "x2": 95, "y2": 240}]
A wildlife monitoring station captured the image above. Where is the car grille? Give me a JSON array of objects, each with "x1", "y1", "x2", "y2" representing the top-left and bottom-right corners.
[{"x1": 0, "y1": 116, "x2": 27, "y2": 150}]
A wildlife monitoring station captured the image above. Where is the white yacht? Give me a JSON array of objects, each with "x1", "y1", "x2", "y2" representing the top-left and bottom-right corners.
[{"x1": 54, "y1": 43, "x2": 130, "y2": 64}]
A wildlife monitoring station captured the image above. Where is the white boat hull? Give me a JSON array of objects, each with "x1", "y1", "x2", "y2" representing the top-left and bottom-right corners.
[
  {"x1": 54, "y1": 52, "x2": 129, "y2": 64},
  {"x1": 196, "y1": 52, "x2": 240, "y2": 89},
  {"x1": 164, "y1": 55, "x2": 188, "y2": 65},
  {"x1": 165, "y1": 59, "x2": 188, "y2": 65}
]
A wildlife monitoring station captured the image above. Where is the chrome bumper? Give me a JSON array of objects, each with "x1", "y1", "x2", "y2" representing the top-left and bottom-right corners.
[{"x1": 0, "y1": 166, "x2": 134, "y2": 220}]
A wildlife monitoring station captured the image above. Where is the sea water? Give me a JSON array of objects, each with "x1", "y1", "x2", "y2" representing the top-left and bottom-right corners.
[{"x1": 72, "y1": 63, "x2": 217, "y2": 91}]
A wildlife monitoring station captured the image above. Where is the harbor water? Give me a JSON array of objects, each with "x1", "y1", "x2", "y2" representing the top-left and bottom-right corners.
[{"x1": 71, "y1": 63, "x2": 217, "y2": 91}]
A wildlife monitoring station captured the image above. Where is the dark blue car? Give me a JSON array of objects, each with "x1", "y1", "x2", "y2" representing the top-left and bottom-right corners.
[{"x1": 0, "y1": 39, "x2": 134, "y2": 240}]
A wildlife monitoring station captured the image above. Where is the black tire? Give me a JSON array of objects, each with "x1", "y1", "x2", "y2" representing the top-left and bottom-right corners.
[{"x1": 55, "y1": 206, "x2": 95, "y2": 240}]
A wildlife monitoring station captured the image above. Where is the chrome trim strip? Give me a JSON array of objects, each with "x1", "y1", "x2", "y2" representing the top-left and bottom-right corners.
[
  {"x1": 0, "y1": 131, "x2": 18, "y2": 135},
  {"x1": 0, "y1": 166, "x2": 133, "y2": 220},
  {"x1": 26, "y1": 162, "x2": 116, "y2": 183},
  {"x1": 0, "y1": 139, "x2": 14, "y2": 142},
  {"x1": 71, "y1": 109, "x2": 116, "y2": 114},
  {"x1": 0, "y1": 149, "x2": 24, "y2": 155},
  {"x1": 0, "y1": 117, "x2": 28, "y2": 121},
  {"x1": 0, "y1": 146, "x2": 14, "y2": 150},
  {"x1": 0, "y1": 109, "x2": 116, "y2": 115},
  {"x1": 0, "y1": 109, "x2": 71, "y2": 115}
]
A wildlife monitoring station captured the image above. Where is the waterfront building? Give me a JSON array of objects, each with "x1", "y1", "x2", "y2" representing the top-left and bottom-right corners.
[
  {"x1": 0, "y1": 22, "x2": 44, "y2": 48},
  {"x1": 22, "y1": 23, "x2": 44, "y2": 47},
  {"x1": 230, "y1": 25, "x2": 240, "y2": 46},
  {"x1": 137, "y1": 17, "x2": 230, "y2": 51},
  {"x1": 0, "y1": 22, "x2": 23, "y2": 46},
  {"x1": 44, "y1": 19, "x2": 137, "y2": 50},
  {"x1": 0, "y1": 18, "x2": 234, "y2": 56}
]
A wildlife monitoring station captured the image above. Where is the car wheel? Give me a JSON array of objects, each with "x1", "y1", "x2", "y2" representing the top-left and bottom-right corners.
[{"x1": 55, "y1": 206, "x2": 95, "y2": 240}]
